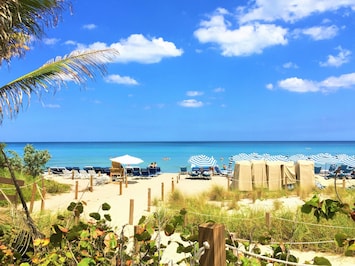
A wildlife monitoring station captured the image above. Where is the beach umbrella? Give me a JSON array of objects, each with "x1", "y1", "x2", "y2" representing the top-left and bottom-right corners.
[
  {"x1": 188, "y1": 154, "x2": 217, "y2": 167},
  {"x1": 110, "y1": 154, "x2": 144, "y2": 165}
]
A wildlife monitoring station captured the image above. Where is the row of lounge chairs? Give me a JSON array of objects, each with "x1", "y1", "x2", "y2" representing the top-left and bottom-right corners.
[
  {"x1": 47, "y1": 167, "x2": 110, "y2": 185},
  {"x1": 321, "y1": 164, "x2": 355, "y2": 179},
  {"x1": 126, "y1": 167, "x2": 161, "y2": 178},
  {"x1": 180, "y1": 166, "x2": 228, "y2": 180}
]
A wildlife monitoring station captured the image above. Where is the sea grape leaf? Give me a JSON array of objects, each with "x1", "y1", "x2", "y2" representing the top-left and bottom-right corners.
[
  {"x1": 335, "y1": 233, "x2": 347, "y2": 247},
  {"x1": 89, "y1": 212, "x2": 101, "y2": 220},
  {"x1": 313, "y1": 256, "x2": 331, "y2": 266},
  {"x1": 102, "y1": 202, "x2": 111, "y2": 211}
]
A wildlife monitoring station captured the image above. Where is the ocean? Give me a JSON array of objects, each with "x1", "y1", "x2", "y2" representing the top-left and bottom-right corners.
[{"x1": 3, "y1": 141, "x2": 355, "y2": 173}]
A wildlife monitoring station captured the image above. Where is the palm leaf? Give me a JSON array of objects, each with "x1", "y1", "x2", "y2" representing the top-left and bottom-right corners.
[{"x1": 0, "y1": 48, "x2": 119, "y2": 122}]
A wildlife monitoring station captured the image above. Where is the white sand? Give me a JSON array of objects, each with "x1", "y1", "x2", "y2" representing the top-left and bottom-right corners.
[{"x1": 29, "y1": 173, "x2": 355, "y2": 265}]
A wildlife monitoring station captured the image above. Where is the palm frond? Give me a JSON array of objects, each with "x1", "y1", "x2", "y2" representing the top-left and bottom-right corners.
[
  {"x1": 0, "y1": 0, "x2": 68, "y2": 63},
  {"x1": 0, "y1": 48, "x2": 119, "y2": 122}
]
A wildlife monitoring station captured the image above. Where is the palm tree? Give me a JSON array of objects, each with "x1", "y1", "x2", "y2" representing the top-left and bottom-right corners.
[{"x1": 0, "y1": 0, "x2": 118, "y2": 240}]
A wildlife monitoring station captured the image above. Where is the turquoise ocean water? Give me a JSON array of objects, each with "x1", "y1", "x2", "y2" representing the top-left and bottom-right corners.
[{"x1": 4, "y1": 141, "x2": 355, "y2": 173}]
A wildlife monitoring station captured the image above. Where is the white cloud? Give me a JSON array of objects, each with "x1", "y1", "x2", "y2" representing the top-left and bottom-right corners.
[
  {"x1": 104, "y1": 74, "x2": 139, "y2": 85},
  {"x1": 283, "y1": 62, "x2": 298, "y2": 69},
  {"x1": 74, "y1": 34, "x2": 183, "y2": 64},
  {"x1": 83, "y1": 24, "x2": 97, "y2": 30},
  {"x1": 178, "y1": 99, "x2": 204, "y2": 108},
  {"x1": 186, "y1": 91, "x2": 204, "y2": 96},
  {"x1": 277, "y1": 72, "x2": 355, "y2": 93},
  {"x1": 320, "y1": 46, "x2": 351, "y2": 67},
  {"x1": 64, "y1": 40, "x2": 77, "y2": 46},
  {"x1": 213, "y1": 87, "x2": 225, "y2": 93},
  {"x1": 300, "y1": 25, "x2": 338, "y2": 40},
  {"x1": 43, "y1": 103, "x2": 60, "y2": 108},
  {"x1": 278, "y1": 77, "x2": 319, "y2": 93},
  {"x1": 194, "y1": 2, "x2": 354, "y2": 57},
  {"x1": 43, "y1": 38, "x2": 60, "y2": 45},
  {"x1": 266, "y1": 83, "x2": 274, "y2": 90},
  {"x1": 238, "y1": 0, "x2": 355, "y2": 23},
  {"x1": 194, "y1": 9, "x2": 288, "y2": 56}
]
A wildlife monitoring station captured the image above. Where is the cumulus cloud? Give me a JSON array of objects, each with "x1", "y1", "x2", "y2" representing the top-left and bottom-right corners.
[
  {"x1": 194, "y1": 9, "x2": 288, "y2": 56},
  {"x1": 194, "y1": 1, "x2": 354, "y2": 56},
  {"x1": 43, "y1": 38, "x2": 60, "y2": 45},
  {"x1": 277, "y1": 72, "x2": 355, "y2": 93},
  {"x1": 186, "y1": 91, "x2": 204, "y2": 96},
  {"x1": 320, "y1": 46, "x2": 351, "y2": 67},
  {"x1": 74, "y1": 34, "x2": 183, "y2": 64},
  {"x1": 104, "y1": 74, "x2": 139, "y2": 85},
  {"x1": 238, "y1": 0, "x2": 355, "y2": 23},
  {"x1": 83, "y1": 24, "x2": 97, "y2": 30},
  {"x1": 299, "y1": 25, "x2": 339, "y2": 40},
  {"x1": 178, "y1": 99, "x2": 204, "y2": 108}
]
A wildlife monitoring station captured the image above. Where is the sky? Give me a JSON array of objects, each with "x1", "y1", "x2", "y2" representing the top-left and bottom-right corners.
[{"x1": 1, "y1": 0, "x2": 355, "y2": 142}]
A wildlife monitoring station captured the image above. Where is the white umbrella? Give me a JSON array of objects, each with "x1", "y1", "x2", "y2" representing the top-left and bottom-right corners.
[
  {"x1": 110, "y1": 154, "x2": 144, "y2": 165},
  {"x1": 188, "y1": 155, "x2": 217, "y2": 167}
]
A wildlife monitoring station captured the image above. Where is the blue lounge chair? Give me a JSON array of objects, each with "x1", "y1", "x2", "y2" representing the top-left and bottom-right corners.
[
  {"x1": 140, "y1": 168, "x2": 150, "y2": 178},
  {"x1": 133, "y1": 167, "x2": 141, "y2": 177},
  {"x1": 148, "y1": 167, "x2": 157, "y2": 177},
  {"x1": 180, "y1": 167, "x2": 188, "y2": 175}
]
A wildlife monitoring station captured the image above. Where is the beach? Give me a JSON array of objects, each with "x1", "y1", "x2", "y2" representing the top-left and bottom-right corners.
[{"x1": 28, "y1": 171, "x2": 355, "y2": 265}]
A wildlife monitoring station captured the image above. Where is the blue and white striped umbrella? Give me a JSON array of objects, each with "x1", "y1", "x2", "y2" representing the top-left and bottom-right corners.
[{"x1": 188, "y1": 155, "x2": 217, "y2": 167}]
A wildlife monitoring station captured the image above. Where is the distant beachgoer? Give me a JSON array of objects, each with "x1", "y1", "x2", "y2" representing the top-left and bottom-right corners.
[{"x1": 222, "y1": 164, "x2": 227, "y2": 170}]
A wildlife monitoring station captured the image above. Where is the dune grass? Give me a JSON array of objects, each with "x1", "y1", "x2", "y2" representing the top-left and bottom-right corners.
[{"x1": 164, "y1": 184, "x2": 355, "y2": 254}]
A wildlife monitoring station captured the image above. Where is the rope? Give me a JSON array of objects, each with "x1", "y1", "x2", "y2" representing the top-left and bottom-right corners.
[
  {"x1": 225, "y1": 244, "x2": 329, "y2": 266},
  {"x1": 35, "y1": 184, "x2": 45, "y2": 201},
  {"x1": 273, "y1": 216, "x2": 355, "y2": 230},
  {"x1": 0, "y1": 188, "x2": 13, "y2": 207}
]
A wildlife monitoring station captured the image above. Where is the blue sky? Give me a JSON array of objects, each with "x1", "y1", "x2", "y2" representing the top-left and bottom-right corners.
[{"x1": 1, "y1": 0, "x2": 355, "y2": 142}]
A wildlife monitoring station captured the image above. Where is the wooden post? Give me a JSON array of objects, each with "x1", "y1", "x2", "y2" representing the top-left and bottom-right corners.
[
  {"x1": 125, "y1": 175, "x2": 128, "y2": 188},
  {"x1": 265, "y1": 212, "x2": 271, "y2": 229},
  {"x1": 119, "y1": 181, "x2": 123, "y2": 195},
  {"x1": 41, "y1": 176, "x2": 45, "y2": 211},
  {"x1": 227, "y1": 176, "x2": 230, "y2": 190},
  {"x1": 75, "y1": 181, "x2": 79, "y2": 200},
  {"x1": 176, "y1": 175, "x2": 179, "y2": 184},
  {"x1": 161, "y1": 182, "x2": 164, "y2": 201},
  {"x1": 41, "y1": 187, "x2": 46, "y2": 211},
  {"x1": 72, "y1": 170, "x2": 74, "y2": 180},
  {"x1": 29, "y1": 182, "x2": 37, "y2": 213},
  {"x1": 147, "y1": 188, "x2": 151, "y2": 212},
  {"x1": 343, "y1": 178, "x2": 346, "y2": 189},
  {"x1": 89, "y1": 175, "x2": 93, "y2": 192},
  {"x1": 129, "y1": 199, "x2": 134, "y2": 225},
  {"x1": 198, "y1": 223, "x2": 226, "y2": 266},
  {"x1": 171, "y1": 177, "x2": 175, "y2": 193}
]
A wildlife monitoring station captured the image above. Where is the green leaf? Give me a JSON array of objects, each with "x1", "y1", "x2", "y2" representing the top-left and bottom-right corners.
[
  {"x1": 104, "y1": 214, "x2": 111, "y2": 221},
  {"x1": 301, "y1": 203, "x2": 313, "y2": 214},
  {"x1": 102, "y1": 202, "x2": 111, "y2": 211},
  {"x1": 313, "y1": 256, "x2": 331, "y2": 266},
  {"x1": 335, "y1": 233, "x2": 348, "y2": 247},
  {"x1": 89, "y1": 212, "x2": 101, "y2": 221},
  {"x1": 164, "y1": 223, "x2": 175, "y2": 236}
]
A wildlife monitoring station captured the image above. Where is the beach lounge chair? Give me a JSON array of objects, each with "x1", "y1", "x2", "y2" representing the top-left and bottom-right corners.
[
  {"x1": 140, "y1": 168, "x2": 150, "y2": 178},
  {"x1": 133, "y1": 167, "x2": 141, "y2": 177},
  {"x1": 126, "y1": 167, "x2": 133, "y2": 176},
  {"x1": 180, "y1": 167, "x2": 188, "y2": 175},
  {"x1": 148, "y1": 167, "x2": 157, "y2": 177}
]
